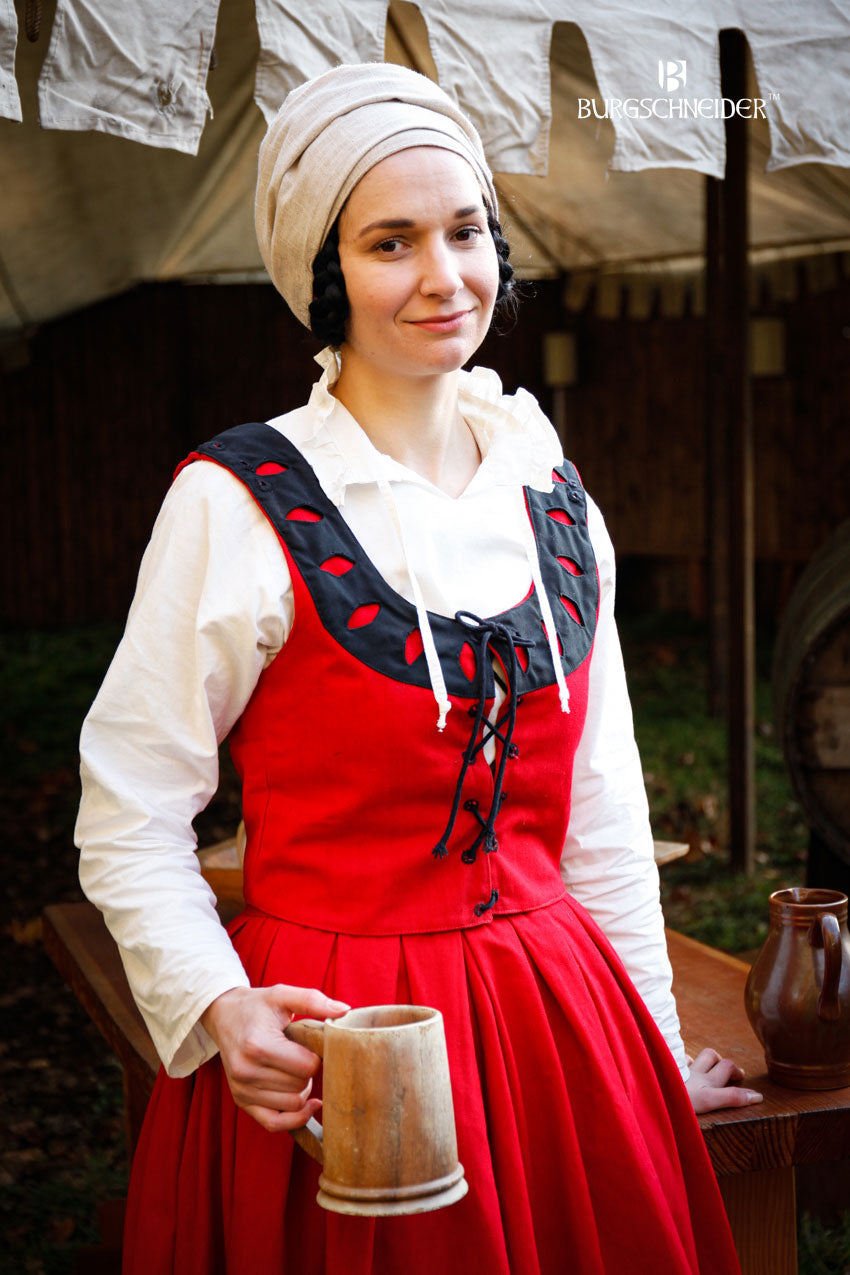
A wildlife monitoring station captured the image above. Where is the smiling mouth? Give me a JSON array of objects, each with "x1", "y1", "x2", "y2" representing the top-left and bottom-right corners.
[{"x1": 406, "y1": 311, "x2": 471, "y2": 330}]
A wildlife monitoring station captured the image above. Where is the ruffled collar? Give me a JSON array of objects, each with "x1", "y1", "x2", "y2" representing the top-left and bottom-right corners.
[
  {"x1": 457, "y1": 364, "x2": 562, "y2": 493},
  {"x1": 292, "y1": 346, "x2": 561, "y2": 507}
]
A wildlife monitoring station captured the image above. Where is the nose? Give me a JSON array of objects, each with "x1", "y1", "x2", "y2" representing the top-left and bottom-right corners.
[{"x1": 419, "y1": 236, "x2": 463, "y2": 298}]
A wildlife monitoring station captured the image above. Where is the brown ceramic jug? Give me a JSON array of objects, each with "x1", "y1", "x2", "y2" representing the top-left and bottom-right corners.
[
  {"x1": 284, "y1": 1005, "x2": 467, "y2": 1216},
  {"x1": 744, "y1": 888, "x2": 850, "y2": 1089}
]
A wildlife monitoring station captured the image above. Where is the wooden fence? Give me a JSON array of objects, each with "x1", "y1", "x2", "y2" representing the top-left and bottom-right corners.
[{"x1": 2, "y1": 273, "x2": 848, "y2": 626}]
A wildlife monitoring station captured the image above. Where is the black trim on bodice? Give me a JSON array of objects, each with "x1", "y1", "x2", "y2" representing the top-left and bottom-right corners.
[
  {"x1": 193, "y1": 422, "x2": 599, "y2": 698},
  {"x1": 195, "y1": 421, "x2": 600, "y2": 889}
]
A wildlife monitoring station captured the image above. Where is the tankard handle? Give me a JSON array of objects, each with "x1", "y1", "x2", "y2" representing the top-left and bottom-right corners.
[
  {"x1": 810, "y1": 913, "x2": 842, "y2": 1022},
  {"x1": 283, "y1": 1018, "x2": 326, "y2": 1164}
]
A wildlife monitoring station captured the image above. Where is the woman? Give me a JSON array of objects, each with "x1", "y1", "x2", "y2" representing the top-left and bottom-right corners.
[{"x1": 77, "y1": 63, "x2": 759, "y2": 1274}]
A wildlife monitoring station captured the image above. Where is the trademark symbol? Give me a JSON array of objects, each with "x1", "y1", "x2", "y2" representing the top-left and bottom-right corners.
[{"x1": 769, "y1": 91, "x2": 780, "y2": 101}]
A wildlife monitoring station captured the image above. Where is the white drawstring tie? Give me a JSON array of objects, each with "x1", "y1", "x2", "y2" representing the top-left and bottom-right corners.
[{"x1": 375, "y1": 469, "x2": 452, "y2": 731}]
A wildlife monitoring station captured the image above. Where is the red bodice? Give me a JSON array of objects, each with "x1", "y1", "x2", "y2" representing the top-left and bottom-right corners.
[{"x1": 179, "y1": 423, "x2": 600, "y2": 934}]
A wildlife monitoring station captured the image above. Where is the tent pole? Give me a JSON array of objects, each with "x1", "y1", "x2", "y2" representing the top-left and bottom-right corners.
[
  {"x1": 720, "y1": 28, "x2": 756, "y2": 874},
  {"x1": 705, "y1": 169, "x2": 728, "y2": 717}
]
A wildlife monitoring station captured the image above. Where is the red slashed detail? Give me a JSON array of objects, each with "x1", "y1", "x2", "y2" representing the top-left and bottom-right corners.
[
  {"x1": 320, "y1": 555, "x2": 355, "y2": 576},
  {"x1": 546, "y1": 508, "x2": 575, "y2": 526},
  {"x1": 256, "y1": 462, "x2": 288, "y2": 476},
  {"x1": 516, "y1": 644, "x2": 530, "y2": 673},
  {"x1": 286, "y1": 507, "x2": 323, "y2": 522},
  {"x1": 557, "y1": 556, "x2": 583, "y2": 576},
  {"x1": 347, "y1": 603, "x2": 380, "y2": 629},
  {"x1": 560, "y1": 596, "x2": 583, "y2": 626},
  {"x1": 552, "y1": 470, "x2": 567, "y2": 483},
  {"x1": 459, "y1": 642, "x2": 477, "y2": 681},
  {"x1": 404, "y1": 628, "x2": 424, "y2": 665}
]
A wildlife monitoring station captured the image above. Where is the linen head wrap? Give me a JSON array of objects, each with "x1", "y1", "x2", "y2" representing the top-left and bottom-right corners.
[{"x1": 255, "y1": 62, "x2": 498, "y2": 329}]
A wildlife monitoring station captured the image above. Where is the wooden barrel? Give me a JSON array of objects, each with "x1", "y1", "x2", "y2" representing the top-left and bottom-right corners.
[{"x1": 773, "y1": 521, "x2": 850, "y2": 861}]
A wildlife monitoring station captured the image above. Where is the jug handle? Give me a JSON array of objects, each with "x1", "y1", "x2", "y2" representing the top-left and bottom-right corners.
[
  {"x1": 283, "y1": 1018, "x2": 326, "y2": 1164},
  {"x1": 810, "y1": 914, "x2": 842, "y2": 1022}
]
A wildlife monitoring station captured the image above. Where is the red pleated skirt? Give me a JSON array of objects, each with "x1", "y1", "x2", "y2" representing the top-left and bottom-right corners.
[{"x1": 123, "y1": 895, "x2": 740, "y2": 1274}]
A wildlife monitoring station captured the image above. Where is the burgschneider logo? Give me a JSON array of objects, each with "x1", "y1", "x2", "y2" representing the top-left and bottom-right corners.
[
  {"x1": 578, "y1": 56, "x2": 766, "y2": 121},
  {"x1": 659, "y1": 60, "x2": 686, "y2": 92}
]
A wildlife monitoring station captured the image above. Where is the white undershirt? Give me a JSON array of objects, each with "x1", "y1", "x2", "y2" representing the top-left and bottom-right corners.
[{"x1": 75, "y1": 352, "x2": 688, "y2": 1082}]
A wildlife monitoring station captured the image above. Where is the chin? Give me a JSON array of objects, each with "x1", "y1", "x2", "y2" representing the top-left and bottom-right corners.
[
  {"x1": 405, "y1": 350, "x2": 475, "y2": 379},
  {"x1": 346, "y1": 319, "x2": 489, "y2": 380},
  {"x1": 402, "y1": 330, "x2": 487, "y2": 375}
]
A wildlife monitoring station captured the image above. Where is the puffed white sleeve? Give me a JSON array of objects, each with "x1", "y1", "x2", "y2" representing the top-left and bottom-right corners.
[
  {"x1": 76, "y1": 460, "x2": 294, "y2": 1078},
  {"x1": 560, "y1": 494, "x2": 689, "y2": 1082}
]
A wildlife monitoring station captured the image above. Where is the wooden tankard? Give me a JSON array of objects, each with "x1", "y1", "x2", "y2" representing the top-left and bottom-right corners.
[{"x1": 284, "y1": 1005, "x2": 468, "y2": 1216}]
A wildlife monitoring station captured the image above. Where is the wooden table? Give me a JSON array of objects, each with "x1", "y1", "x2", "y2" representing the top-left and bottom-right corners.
[
  {"x1": 42, "y1": 902, "x2": 850, "y2": 1274},
  {"x1": 670, "y1": 928, "x2": 850, "y2": 1274},
  {"x1": 43, "y1": 901, "x2": 159, "y2": 1158}
]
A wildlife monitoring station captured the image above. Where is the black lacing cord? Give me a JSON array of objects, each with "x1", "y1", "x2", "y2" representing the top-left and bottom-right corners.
[
  {"x1": 467, "y1": 699, "x2": 519, "y2": 765},
  {"x1": 461, "y1": 794, "x2": 506, "y2": 864},
  {"x1": 431, "y1": 613, "x2": 531, "y2": 863}
]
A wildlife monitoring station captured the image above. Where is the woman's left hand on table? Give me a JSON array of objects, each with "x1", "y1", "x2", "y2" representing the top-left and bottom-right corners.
[{"x1": 685, "y1": 1048, "x2": 764, "y2": 1113}]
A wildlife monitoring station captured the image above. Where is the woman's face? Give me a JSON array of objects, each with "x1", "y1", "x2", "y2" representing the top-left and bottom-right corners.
[{"x1": 336, "y1": 147, "x2": 499, "y2": 380}]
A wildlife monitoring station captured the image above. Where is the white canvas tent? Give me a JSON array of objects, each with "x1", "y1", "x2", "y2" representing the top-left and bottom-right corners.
[{"x1": 1, "y1": 0, "x2": 850, "y2": 334}]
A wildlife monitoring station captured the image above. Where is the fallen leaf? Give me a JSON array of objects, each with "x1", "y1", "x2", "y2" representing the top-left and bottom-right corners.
[
  {"x1": 48, "y1": 1216, "x2": 76, "y2": 1244},
  {"x1": 1, "y1": 1147, "x2": 44, "y2": 1166},
  {"x1": 5, "y1": 917, "x2": 43, "y2": 946}
]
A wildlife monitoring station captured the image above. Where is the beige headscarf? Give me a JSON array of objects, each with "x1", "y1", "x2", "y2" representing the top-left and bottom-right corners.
[{"x1": 255, "y1": 62, "x2": 498, "y2": 329}]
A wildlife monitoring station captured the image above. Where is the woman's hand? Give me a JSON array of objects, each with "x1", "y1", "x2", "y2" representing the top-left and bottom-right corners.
[
  {"x1": 684, "y1": 1047, "x2": 764, "y2": 1114},
  {"x1": 200, "y1": 984, "x2": 350, "y2": 1133}
]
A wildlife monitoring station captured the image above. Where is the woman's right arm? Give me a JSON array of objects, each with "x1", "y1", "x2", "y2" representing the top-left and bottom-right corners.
[
  {"x1": 77, "y1": 461, "x2": 296, "y2": 1078},
  {"x1": 200, "y1": 983, "x2": 348, "y2": 1132}
]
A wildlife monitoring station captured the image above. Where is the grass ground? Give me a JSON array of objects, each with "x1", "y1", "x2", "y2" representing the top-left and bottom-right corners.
[
  {"x1": 620, "y1": 613, "x2": 810, "y2": 952},
  {"x1": 1, "y1": 616, "x2": 847, "y2": 1272}
]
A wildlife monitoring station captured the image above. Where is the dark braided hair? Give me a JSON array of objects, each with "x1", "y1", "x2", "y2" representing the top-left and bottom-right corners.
[
  {"x1": 308, "y1": 206, "x2": 518, "y2": 347},
  {"x1": 308, "y1": 220, "x2": 350, "y2": 348},
  {"x1": 487, "y1": 208, "x2": 519, "y2": 332}
]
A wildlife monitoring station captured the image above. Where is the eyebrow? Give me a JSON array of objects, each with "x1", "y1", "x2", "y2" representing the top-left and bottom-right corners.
[{"x1": 356, "y1": 206, "x2": 483, "y2": 239}]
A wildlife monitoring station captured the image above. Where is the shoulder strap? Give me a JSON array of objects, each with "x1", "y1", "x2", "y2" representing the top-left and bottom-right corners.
[{"x1": 178, "y1": 425, "x2": 599, "y2": 693}]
